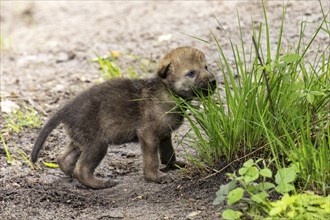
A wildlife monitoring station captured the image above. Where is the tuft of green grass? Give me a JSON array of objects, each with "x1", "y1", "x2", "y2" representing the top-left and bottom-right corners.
[
  {"x1": 92, "y1": 52, "x2": 143, "y2": 80},
  {"x1": 1, "y1": 104, "x2": 42, "y2": 167},
  {"x1": 180, "y1": 1, "x2": 330, "y2": 194},
  {"x1": 95, "y1": 54, "x2": 122, "y2": 79},
  {"x1": 3, "y1": 104, "x2": 42, "y2": 133}
]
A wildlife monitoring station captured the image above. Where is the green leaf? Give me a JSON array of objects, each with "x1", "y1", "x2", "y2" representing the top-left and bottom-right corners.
[
  {"x1": 251, "y1": 191, "x2": 269, "y2": 203},
  {"x1": 213, "y1": 194, "x2": 225, "y2": 206},
  {"x1": 246, "y1": 184, "x2": 258, "y2": 193},
  {"x1": 260, "y1": 168, "x2": 272, "y2": 178},
  {"x1": 269, "y1": 194, "x2": 294, "y2": 216},
  {"x1": 269, "y1": 206, "x2": 283, "y2": 216},
  {"x1": 299, "y1": 92, "x2": 308, "y2": 98},
  {"x1": 43, "y1": 162, "x2": 59, "y2": 168},
  {"x1": 222, "y1": 209, "x2": 242, "y2": 220},
  {"x1": 238, "y1": 167, "x2": 247, "y2": 175},
  {"x1": 265, "y1": 64, "x2": 271, "y2": 73},
  {"x1": 228, "y1": 187, "x2": 244, "y2": 205},
  {"x1": 257, "y1": 182, "x2": 275, "y2": 191},
  {"x1": 243, "y1": 166, "x2": 259, "y2": 184},
  {"x1": 275, "y1": 183, "x2": 295, "y2": 193},
  {"x1": 306, "y1": 93, "x2": 314, "y2": 103},
  {"x1": 280, "y1": 54, "x2": 301, "y2": 63},
  {"x1": 310, "y1": 91, "x2": 326, "y2": 96},
  {"x1": 243, "y1": 159, "x2": 254, "y2": 168},
  {"x1": 213, "y1": 181, "x2": 236, "y2": 205},
  {"x1": 275, "y1": 166, "x2": 298, "y2": 184}
]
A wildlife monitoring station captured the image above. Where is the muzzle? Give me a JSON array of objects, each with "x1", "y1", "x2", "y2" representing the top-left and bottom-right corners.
[{"x1": 195, "y1": 78, "x2": 217, "y2": 96}]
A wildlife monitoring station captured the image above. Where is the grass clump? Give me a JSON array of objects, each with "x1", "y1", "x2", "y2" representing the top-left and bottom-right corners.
[
  {"x1": 180, "y1": 0, "x2": 329, "y2": 196},
  {"x1": 1, "y1": 103, "x2": 42, "y2": 167},
  {"x1": 93, "y1": 51, "x2": 146, "y2": 80},
  {"x1": 96, "y1": 54, "x2": 123, "y2": 79},
  {"x1": 3, "y1": 104, "x2": 42, "y2": 133}
]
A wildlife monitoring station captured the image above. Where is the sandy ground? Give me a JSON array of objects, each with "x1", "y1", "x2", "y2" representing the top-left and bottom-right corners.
[{"x1": 1, "y1": 1, "x2": 329, "y2": 219}]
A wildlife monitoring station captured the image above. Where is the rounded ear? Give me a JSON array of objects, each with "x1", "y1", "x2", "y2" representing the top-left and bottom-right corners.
[{"x1": 157, "y1": 62, "x2": 171, "y2": 79}]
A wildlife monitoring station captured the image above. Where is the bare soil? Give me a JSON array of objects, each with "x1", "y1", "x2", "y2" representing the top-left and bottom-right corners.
[{"x1": 1, "y1": 1, "x2": 328, "y2": 219}]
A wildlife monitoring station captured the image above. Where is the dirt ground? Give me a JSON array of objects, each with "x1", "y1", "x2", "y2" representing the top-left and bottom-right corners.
[{"x1": 1, "y1": 1, "x2": 329, "y2": 220}]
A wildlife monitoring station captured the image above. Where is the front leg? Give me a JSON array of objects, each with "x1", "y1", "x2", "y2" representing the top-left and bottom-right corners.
[
  {"x1": 138, "y1": 131, "x2": 173, "y2": 183},
  {"x1": 159, "y1": 136, "x2": 185, "y2": 169}
]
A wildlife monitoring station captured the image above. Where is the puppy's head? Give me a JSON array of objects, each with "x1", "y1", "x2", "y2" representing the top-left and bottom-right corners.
[{"x1": 157, "y1": 47, "x2": 216, "y2": 99}]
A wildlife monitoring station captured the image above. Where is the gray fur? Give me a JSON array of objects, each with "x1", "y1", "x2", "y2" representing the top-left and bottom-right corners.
[{"x1": 31, "y1": 47, "x2": 216, "y2": 189}]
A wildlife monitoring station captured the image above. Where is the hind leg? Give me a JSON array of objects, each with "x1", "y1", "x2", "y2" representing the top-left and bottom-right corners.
[
  {"x1": 74, "y1": 142, "x2": 117, "y2": 189},
  {"x1": 159, "y1": 136, "x2": 185, "y2": 170},
  {"x1": 57, "y1": 142, "x2": 81, "y2": 176}
]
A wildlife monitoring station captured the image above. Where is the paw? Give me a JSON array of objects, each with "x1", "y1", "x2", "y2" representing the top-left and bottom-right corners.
[
  {"x1": 58, "y1": 162, "x2": 74, "y2": 177},
  {"x1": 86, "y1": 179, "x2": 118, "y2": 189},
  {"x1": 145, "y1": 171, "x2": 174, "y2": 184},
  {"x1": 76, "y1": 175, "x2": 118, "y2": 189}
]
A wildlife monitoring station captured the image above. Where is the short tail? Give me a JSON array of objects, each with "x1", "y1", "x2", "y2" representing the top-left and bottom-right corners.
[{"x1": 30, "y1": 111, "x2": 62, "y2": 163}]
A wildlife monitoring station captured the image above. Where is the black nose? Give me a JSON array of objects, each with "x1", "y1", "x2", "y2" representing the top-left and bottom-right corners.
[{"x1": 208, "y1": 79, "x2": 217, "y2": 91}]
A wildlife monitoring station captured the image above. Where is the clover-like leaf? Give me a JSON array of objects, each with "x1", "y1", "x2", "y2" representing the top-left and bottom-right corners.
[
  {"x1": 238, "y1": 167, "x2": 247, "y2": 175},
  {"x1": 228, "y1": 187, "x2": 244, "y2": 205},
  {"x1": 243, "y1": 166, "x2": 259, "y2": 184},
  {"x1": 222, "y1": 209, "x2": 242, "y2": 220},
  {"x1": 260, "y1": 168, "x2": 272, "y2": 178},
  {"x1": 243, "y1": 159, "x2": 254, "y2": 168}
]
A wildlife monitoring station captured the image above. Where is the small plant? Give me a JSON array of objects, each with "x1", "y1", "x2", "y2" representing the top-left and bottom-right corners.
[
  {"x1": 96, "y1": 54, "x2": 122, "y2": 79},
  {"x1": 268, "y1": 192, "x2": 330, "y2": 219},
  {"x1": 3, "y1": 105, "x2": 42, "y2": 133},
  {"x1": 93, "y1": 51, "x2": 141, "y2": 79},
  {"x1": 1, "y1": 104, "x2": 42, "y2": 167},
  {"x1": 128, "y1": 65, "x2": 140, "y2": 78},
  {"x1": 213, "y1": 159, "x2": 330, "y2": 219}
]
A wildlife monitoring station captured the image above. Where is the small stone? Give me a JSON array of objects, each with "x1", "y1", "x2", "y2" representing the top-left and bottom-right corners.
[
  {"x1": 1, "y1": 100, "x2": 19, "y2": 113},
  {"x1": 126, "y1": 152, "x2": 136, "y2": 158},
  {"x1": 187, "y1": 211, "x2": 201, "y2": 219}
]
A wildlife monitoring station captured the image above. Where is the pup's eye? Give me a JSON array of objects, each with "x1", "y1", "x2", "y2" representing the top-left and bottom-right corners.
[
  {"x1": 186, "y1": 71, "x2": 196, "y2": 78},
  {"x1": 205, "y1": 65, "x2": 208, "y2": 70}
]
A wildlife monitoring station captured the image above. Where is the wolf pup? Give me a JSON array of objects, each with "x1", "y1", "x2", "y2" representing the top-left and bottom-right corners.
[{"x1": 31, "y1": 47, "x2": 217, "y2": 189}]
